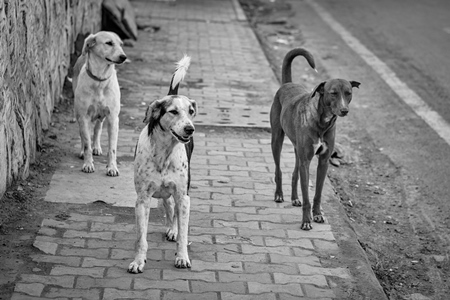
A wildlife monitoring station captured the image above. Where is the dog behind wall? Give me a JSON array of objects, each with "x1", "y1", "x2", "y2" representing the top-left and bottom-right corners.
[
  {"x1": 270, "y1": 48, "x2": 360, "y2": 230},
  {"x1": 128, "y1": 55, "x2": 196, "y2": 273},
  {"x1": 72, "y1": 31, "x2": 127, "y2": 176}
]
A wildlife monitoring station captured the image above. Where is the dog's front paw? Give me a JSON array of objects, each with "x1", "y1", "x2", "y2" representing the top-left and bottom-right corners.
[
  {"x1": 175, "y1": 255, "x2": 191, "y2": 268},
  {"x1": 128, "y1": 257, "x2": 147, "y2": 273},
  {"x1": 292, "y1": 199, "x2": 302, "y2": 206},
  {"x1": 93, "y1": 147, "x2": 102, "y2": 156},
  {"x1": 274, "y1": 193, "x2": 284, "y2": 203},
  {"x1": 301, "y1": 221, "x2": 313, "y2": 231},
  {"x1": 166, "y1": 228, "x2": 178, "y2": 242},
  {"x1": 313, "y1": 214, "x2": 325, "y2": 223},
  {"x1": 82, "y1": 162, "x2": 95, "y2": 173},
  {"x1": 106, "y1": 166, "x2": 119, "y2": 177}
]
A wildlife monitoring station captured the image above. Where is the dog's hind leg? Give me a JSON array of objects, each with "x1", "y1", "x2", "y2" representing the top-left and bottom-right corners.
[
  {"x1": 92, "y1": 120, "x2": 103, "y2": 156},
  {"x1": 291, "y1": 149, "x2": 302, "y2": 206},
  {"x1": 163, "y1": 196, "x2": 178, "y2": 241},
  {"x1": 270, "y1": 98, "x2": 285, "y2": 203}
]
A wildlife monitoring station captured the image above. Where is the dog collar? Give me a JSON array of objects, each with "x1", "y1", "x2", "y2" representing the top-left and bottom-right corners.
[{"x1": 85, "y1": 67, "x2": 110, "y2": 82}]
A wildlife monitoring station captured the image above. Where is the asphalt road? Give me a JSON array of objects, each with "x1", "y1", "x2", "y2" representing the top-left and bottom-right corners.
[{"x1": 287, "y1": 0, "x2": 450, "y2": 255}]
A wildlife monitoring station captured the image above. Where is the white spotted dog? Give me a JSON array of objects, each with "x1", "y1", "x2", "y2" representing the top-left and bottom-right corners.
[{"x1": 128, "y1": 55, "x2": 197, "y2": 273}]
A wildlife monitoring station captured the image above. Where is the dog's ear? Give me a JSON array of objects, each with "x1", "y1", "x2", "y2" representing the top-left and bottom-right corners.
[
  {"x1": 350, "y1": 81, "x2": 361, "y2": 89},
  {"x1": 82, "y1": 34, "x2": 96, "y2": 55},
  {"x1": 144, "y1": 99, "x2": 166, "y2": 133},
  {"x1": 189, "y1": 99, "x2": 198, "y2": 117},
  {"x1": 311, "y1": 81, "x2": 326, "y2": 98}
]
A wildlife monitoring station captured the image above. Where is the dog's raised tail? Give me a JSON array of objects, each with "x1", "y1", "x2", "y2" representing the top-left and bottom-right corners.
[
  {"x1": 281, "y1": 48, "x2": 316, "y2": 84},
  {"x1": 168, "y1": 54, "x2": 191, "y2": 95}
]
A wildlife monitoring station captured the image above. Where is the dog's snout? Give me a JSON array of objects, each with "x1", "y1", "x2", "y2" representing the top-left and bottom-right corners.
[
  {"x1": 184, "y1": 125, "x2": 195, "y2": 135},
  {"x1": 340, "y1": 108, "x2": 349, "y2": 116},
  {"x1": 119, "y1": 55, "x2": 127, "y2": 63}
]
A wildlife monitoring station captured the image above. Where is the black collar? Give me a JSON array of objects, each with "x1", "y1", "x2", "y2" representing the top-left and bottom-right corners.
[{"x1": 86, "y1": 66, "x2": 110, "y2": 82}]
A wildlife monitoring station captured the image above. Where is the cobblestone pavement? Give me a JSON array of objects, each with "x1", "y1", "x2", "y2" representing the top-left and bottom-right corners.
[{"x1": 10, "y1": 0, "x2": 386, "y2": 299}]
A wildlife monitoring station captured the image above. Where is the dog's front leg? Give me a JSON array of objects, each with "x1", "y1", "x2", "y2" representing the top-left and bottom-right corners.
[
  {"x1": 128, "y1": 194, "x2": 152, "y2": 273},
  {"x1": 174, "y1": 193, "x2": 191, "y2": 268},
  {"x1": 92, "y1": 120, "x2": 103, "y2": 156},
  {"x1": 78, "y1": 117, "x2": 95, "y2": 173},
  {"x1": 299, "y1": 159, "x2": 313, "y2": 230},
  {"x1": 163, "y1": 196, "x2": 178, "y2": 241},
  {"x1": 106, "y1": 116, "x2": 119, "y2": 176},
  {"x1": 291, "y1": 148, "x2": 301, "y2": 206},
  {"x1": 312, "y1": 154, "x2": 329, "y2": 223}
]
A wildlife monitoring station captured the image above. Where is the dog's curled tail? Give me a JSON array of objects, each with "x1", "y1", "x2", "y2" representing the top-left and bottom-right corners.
[
  {"x1": 281, "y1": 48, "x2": 316, "y2": 85},
  {"x1": 168, "y1": 54, "x2": 191, "y2": 95}
]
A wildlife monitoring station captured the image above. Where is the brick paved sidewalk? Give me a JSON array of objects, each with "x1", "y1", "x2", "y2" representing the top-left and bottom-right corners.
[
  {"x1": 13, "y1": 129, "x2": 353, "y2": 300},
  {"x1": 10, "y1": 0, "x2": 386, "y2": 299}
]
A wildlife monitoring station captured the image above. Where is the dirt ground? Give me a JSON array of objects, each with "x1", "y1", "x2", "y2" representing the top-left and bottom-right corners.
[
  {"x1": 237, "y1": 0, "x2": 450, "y2": 299},
  {"x1": 1, "y1": 1, "x2": 449, "y2": 300}
]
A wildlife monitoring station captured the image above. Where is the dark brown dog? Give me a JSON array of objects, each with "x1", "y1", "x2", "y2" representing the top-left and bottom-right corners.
[{"x1": 270, "y1": 48, "x2": 360, "y2": 230}]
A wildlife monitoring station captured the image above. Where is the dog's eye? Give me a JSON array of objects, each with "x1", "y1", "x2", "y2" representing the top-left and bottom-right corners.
[
  {"x1": 189, "y1": 108, "x2": 195, "y2": 115},
  {"x1": 345, "y1": 91, "x2": 352, "y2": 96},
  {"x1": 106, "y1": 41, "x2": 114, "y2": 46},
  {"x1": 169, "y1": 110, "x2": 178, "y2": 115}
]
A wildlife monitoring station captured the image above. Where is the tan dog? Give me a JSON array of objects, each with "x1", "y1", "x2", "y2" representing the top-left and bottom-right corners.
[
  {"x1": 128, "y1": 55, "x2": 196, "y2": 273},
  {"x1": 270, "y1": 48, "x2": 360, "y2": 230},
  {"x1": 72, "y1": 31, "x2": 127, "y2": 176}
]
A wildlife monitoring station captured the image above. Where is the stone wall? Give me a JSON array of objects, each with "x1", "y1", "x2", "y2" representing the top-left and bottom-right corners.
[{"x1": 0, "y1": 0, "x2": 102, "y2": 198}]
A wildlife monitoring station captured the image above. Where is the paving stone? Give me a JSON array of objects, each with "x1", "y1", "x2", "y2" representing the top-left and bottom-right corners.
[
  {"x1": 20, "y1": 274, "x2": 75, "y2": 288},
  {"x1": 248, "y1": 282, "x2": 304, "y2": 296},
  {"x1": 191, "y1": 261, "x2": 243, "y2": 272},
  {"x1": 14, "y1": 282, "x2": 45, "y2": 297},
  {"x1": 37, "y1": 227, "x2": 57, "y2": 236},
  {"x1": 63, "y1": 230, "x2": 113, "y2": 240},
  {"x1": 243, "y1": 262, "x2": 299, "y2": 275},
  {"x1": 273, "y1": 273, "x2": 329, "y2": 287},
  {"x1": 163, "y1": 292, "x2": 218, "y2": 300},
  {"x1": 218, "y1": 271, "x2": 272, "y2": 283},
  {"x1": 287, "y1": 229, "x2": 335, "y2": 241},
  {"x1": 81, "y1": 257, "x2": 129, "y2": 268},
  {"x1": 44, "y1": 288, "x2": 101, "y2": 300},
  {"x1": 298, "y1": 265, "x2": 351, "y2": 279},
  {"x1": 191, "y1": 281, "x2": 246, "y2": 293},
  {"x1": 190, "y1": 226, "x2": 237, "y2": 236},
  {"x1": 106, "y1": 267, "x2": 161, "y2": 280},
  {"x1": 103, "y1": 288, "x2": 160, "y2": 300},
  {"x1": 241, "y1": 244, "x2": 291, "y2": 256},
  {"x1": 303, "y1": 285, "x2": 336, "y2": 298},
  {"x1": 90, "y1": 222, "x2": 135, "y2": 232},
  {"x1": 50, "y1": 266, "x2": 105, "y2": 278},
  {"x1": 36, "y1": 235, "x2": 85, "y2": 247},
  {"x1": 59, "y1": 246, "x2": 109, "y2": 259},
  {"x1": 68, "y1": 214, "x2": 115, "y2": 223},
  {"x1": 31, "y1": 254, "x2": 81, "y2": 267},
  {"x1": 239, "y1": 227, "x2": 286, "y2": 238},
  {"x1": 221, "y1": 292, "x2": 277, "y2": 300},
  {"x1": 134, "y1": 278, "x2": 189, "y2": 292},
  {"x1": 42, "y1": 219, "x2": 88, "y2": 230},
  {"x1": 163, "y1": 269, "x2": 216, "y2": 282},
  {"x1": 265, "y1": 237, "x2": 314, "y2": 250},
  {"x1": 76, "y1": 276, "x2": 131, "y2": 289},
  {"x1": 33, "y1": 240, "x2": 58, "y2": 255},
  {"x1": 270, "y1": 253, "x2": 320, "y2": 266},
  {"x1": 217, "y1": 252, "x2": 268, "y2": 263},
  {"x1": 215, "y1": 235, "x2": 264, "y2": 246}
]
